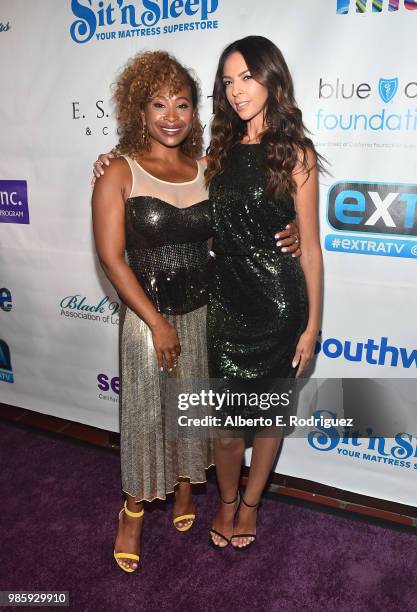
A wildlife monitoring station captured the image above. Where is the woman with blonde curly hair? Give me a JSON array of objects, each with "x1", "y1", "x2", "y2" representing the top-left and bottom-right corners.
[{"x1": 92, "y1": 50, "x2": 213, "y2": 573}]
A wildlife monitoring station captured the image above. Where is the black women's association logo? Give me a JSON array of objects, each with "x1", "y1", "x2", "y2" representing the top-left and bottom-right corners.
[
  {"x1": 0, "y1": 339, "x2": 13, "y2": 383},
  {"x1": 60, "y1": 294, "x2": 119, "y2": 324},
  {"x1": 69, "y1": 0, "x2": 219, "y2": 43}
]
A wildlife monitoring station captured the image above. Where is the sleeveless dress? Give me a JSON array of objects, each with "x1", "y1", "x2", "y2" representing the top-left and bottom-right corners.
[
  {"x1": 207, "y1": 143, "x2": 309, "y2": 422},
  {"x1": 119, "y1": 156, "x2": 214, "y2": 502}
]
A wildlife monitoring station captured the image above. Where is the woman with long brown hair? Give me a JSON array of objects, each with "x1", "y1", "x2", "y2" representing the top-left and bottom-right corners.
[
  {"x1": 206, "y1": 36, "x2": 323, "y2": 550},
  {"x1": 91, "y1": 42, "x2": 306, "y2": 563}
]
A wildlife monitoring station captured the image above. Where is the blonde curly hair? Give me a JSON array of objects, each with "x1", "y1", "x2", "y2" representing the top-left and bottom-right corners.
[{"x1": 113, "y1": 50, "x2": 203, "y2": 159}]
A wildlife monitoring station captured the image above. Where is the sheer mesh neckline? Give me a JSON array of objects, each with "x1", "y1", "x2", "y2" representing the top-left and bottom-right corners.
[{"x1": 133, "y1": 158, "x2": 201, "y2": 186}]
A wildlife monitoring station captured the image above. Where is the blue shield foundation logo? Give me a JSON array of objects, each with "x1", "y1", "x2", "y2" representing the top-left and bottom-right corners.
[
  {"x1": 378, "y1": 78, "x2": 398, "y2": 103},
  {"x1": 0, "y1": 339, "x2": 14, "y2": 383}
]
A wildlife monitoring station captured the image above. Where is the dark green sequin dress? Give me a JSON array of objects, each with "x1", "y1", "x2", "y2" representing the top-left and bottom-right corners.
[{"x1": 207, "y1": 143, "x2": 308, "y2": 395}]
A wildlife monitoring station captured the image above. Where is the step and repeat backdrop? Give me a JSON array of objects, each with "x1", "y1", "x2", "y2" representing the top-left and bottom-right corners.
[{"x1": 1, "y1": 0, "x2": 416, "y2": 505}]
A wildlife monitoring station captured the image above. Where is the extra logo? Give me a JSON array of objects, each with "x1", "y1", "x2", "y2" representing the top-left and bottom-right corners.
[
  {"x1": 337, "y1": 0, "x2": 417, "y2": 14},
  {"x1": 325, "y1": 181, "x2": 417, "y2": 258},
  {"x1": 0, "y1": 288, "x2": 12, "y2": 312},
  {"x1": 0, "y1": 21, "x2": 11, "y2": 32},
  {"x1": 70, "y1": 0, "x2": 219, "y2": 44},
  {"x1": 0, "y1": 339, "x2": 14, "y2": 383},
  {"x1": 0, "y1": 181, "x2": 30, "y2": 224}
]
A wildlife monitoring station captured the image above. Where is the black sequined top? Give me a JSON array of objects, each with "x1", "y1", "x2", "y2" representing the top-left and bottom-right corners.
[
  {"x1": 207, "y1": 143, "x2": 308, "y2": 380},
  {"x1": 123, "y1": 157, "x2": 212, "y2": 315}
]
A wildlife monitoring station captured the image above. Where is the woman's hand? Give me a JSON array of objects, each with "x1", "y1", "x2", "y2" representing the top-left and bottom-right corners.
[
  {"x1": 292, "y1": 329, "x2": 317, "y2": 377},
  {"x1": 151, "y1": 317, "x2": 181, "y2": 372},
  {"x1": 91, "y1": 150, "x2": 116, "y2": 186},
  {"x1": 275, "y1": 220, "x2": 301, "y2": 257}
]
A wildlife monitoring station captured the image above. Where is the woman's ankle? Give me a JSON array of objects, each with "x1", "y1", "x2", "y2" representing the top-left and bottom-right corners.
[{"x1": 125, "y1": 496, "x2": 143, "y2": 513}]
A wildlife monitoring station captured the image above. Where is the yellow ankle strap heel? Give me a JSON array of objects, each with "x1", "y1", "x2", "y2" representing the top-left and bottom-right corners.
[
  {"x1": 113, "y1": 501, "x2": 144, "y2": 573},
  {"x1": 173, "y1": 512, "x2": 196, "y2": 532}
]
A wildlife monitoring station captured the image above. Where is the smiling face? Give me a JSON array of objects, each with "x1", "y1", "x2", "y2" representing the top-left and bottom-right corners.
[
  {"x1": 142, "y1": 85, "x2": 194, "y2": 148},
  {"x1": 222, "y1": 51, "x2": 269, "y2": 125}
]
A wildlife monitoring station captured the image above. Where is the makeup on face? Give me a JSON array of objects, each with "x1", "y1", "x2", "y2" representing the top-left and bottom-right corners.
[
  {"x1": 143, "y1": 86, "x2": 194, "y2": 146},
  {"x1": 222, "y1": 52, "x2": 268, "y2": 124}
]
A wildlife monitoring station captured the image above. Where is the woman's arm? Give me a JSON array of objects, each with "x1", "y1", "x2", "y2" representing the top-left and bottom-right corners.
[
  {"x1": 291, "y1": 148, "x2": 323, "y2": 376},
  {"x1": 91, "y1": 159, "x2": 180, "y2": 371}
]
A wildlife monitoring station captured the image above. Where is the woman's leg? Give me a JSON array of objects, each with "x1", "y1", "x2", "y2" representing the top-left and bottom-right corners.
[
  {"x1": 173, "y1": 480, "x2": 196, "y2": 529},
  {"x1": 210, "y1": 435, "x2": 245, "y2": 546},
  {"x1": 231, "y1": 433, "x2": 283, "y2": 548},
  {"x1": 114, "y1": 493, "x2": 144, "y2": 570}
]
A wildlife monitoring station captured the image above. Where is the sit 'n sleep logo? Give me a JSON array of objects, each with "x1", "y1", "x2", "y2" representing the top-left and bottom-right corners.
[{"x1": 70, "y1": 0, "x2": 220, "y2": 44}]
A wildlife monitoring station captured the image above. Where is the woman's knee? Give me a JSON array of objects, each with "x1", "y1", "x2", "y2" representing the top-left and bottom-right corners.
[{"x1": 215, "y1": 436, "x2": 244, "y2": 452}]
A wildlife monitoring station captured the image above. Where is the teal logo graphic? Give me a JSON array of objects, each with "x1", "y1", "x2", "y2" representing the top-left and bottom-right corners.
[
  {"x1": 0, "y1": 339, "x2": 14, "y2": 383},
  {"x1": 378, "y1": 77, "x2": 398, "y2": 103},
  {"x1": 60, "y1": 294, "x2": 119, "y2": 324},
  {"x1": 0, "y1": 21, "x2": 10, "y2": 32}
]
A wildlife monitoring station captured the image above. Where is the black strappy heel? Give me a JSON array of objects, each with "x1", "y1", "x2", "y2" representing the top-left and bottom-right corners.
[
  {"x1": 231, "y1": 494, "x2": 260, "y2": 551},
  {"x1": 209, "y1": 491, "x2": 240, "y2": 550}
]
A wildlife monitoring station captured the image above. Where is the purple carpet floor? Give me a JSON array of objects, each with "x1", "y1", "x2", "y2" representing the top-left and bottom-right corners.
[{"x1": 1, "y1": 421, "x2": 417, "y2": 612}]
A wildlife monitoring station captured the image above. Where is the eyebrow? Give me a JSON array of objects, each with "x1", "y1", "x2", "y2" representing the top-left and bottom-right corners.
[
  {"x1": 222, "y1": 69, "x2": 250, "y2": 79},
  {"x1": 153, "y1": 95, "x2": 191, "y2": 102}
]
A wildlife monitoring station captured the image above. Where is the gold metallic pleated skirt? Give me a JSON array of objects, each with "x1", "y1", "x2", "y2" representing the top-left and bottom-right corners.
[{"x1": 119, "y1": 303, "x2": 213, "y2": 502}]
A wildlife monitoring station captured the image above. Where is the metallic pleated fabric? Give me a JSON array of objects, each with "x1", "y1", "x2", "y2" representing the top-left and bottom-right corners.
[
  {"x1": 120, "y1": 303, "x2": 213, "y2": 502},
  {"x1": 119, "y1": 156, "x2": 213, "y2": 502}
]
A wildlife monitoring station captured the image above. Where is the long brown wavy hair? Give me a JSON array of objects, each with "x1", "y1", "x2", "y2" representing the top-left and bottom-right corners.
[
  {"x1": 205, "y1": 36, "x2": 324, "y2": 196},
  {"x1": 113, "y1": 51, "x2": 203, "y2": 159}
]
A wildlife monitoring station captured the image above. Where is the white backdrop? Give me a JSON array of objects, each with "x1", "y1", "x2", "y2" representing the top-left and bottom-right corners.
[{"x1": 1, "y1": 0, "x2": 416, "y2": 506}]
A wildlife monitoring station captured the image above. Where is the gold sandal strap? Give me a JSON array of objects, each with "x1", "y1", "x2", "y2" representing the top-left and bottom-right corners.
[
  {"x1": 114, "y1": 552, "x2": 139, "y2": 561},
  {"x1": 173, "y1": 513, "x2": 195, "y2": 524},
  {"x1": 123, "y1": 500, "x2": 144, "y2": 518}
]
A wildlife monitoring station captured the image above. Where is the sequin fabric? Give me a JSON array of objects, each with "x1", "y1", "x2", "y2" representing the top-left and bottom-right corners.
[
  {"x1": 125, "y1": 190, "x2": 212, "y2": 314},
  {"x1": 207, "y1": 143, "x2": 309, "y2": 385},
  {"x1": 119, "y1": 156, "x2": 213, "y2": 502}
]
